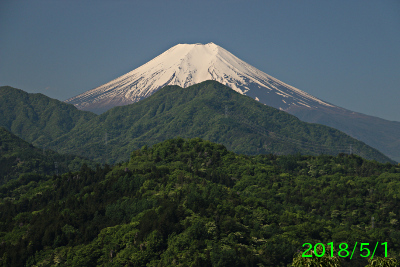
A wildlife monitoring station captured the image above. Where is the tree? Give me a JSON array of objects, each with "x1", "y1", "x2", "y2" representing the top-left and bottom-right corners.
[
  {"x1": 365, "y1": 256, "x2": 398, "y2": 267},
  {"x1": 291, "y1": 244, "x2": 341, "y2": 267}
]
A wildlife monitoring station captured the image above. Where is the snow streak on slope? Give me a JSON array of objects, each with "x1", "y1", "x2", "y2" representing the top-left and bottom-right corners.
[{"x1": 65, "y1": 42, "x2": 335, "y2": 113}]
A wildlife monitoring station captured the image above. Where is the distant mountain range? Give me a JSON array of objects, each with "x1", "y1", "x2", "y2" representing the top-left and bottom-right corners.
[
  {"x1": 0, "y1": 83, "x2": 393, "y2": 164},
  {"x1": 289, "y1": 105, "x2": 400, "y2": 163},
  {"x1": 64, "y1": 42, "x2": 400, "y2": 162}
]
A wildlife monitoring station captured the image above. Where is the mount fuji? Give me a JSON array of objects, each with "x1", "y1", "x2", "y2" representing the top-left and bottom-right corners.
[
  {"x1": 65, "y1": 42, "x2": 400, "y2": 162},
  {"x1": 65, "y1": 42, "x2": 335, "y2": 114}
]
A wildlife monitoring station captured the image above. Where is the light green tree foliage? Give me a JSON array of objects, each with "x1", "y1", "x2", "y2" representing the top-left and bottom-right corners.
[
  {"x1": 291, "y1": 244, "x2": 341, "y2": 267},
  {"x1": 365, "y1": 256, "x2": 399, "y2": 267}
]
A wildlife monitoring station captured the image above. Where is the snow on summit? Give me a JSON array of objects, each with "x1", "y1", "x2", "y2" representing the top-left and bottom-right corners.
[{"x1": 65, "y1": 42, "x2": 334, "y2": 114}]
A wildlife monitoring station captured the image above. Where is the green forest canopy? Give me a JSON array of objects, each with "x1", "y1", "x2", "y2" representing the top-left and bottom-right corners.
[{"x1": 1, "y1": 138, "x2": 399, "y2": 266}]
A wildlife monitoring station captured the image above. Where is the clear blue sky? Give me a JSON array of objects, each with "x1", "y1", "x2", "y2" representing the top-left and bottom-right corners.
[{"x1": 1, "y1": 0, "x2": 399, "y2": 121}]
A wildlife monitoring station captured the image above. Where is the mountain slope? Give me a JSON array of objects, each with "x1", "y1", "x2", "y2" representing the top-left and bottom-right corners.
[
  {"x1": 0, "y1": 86, "x2": 97, "y2": 148},
  {"x1": 0, "y1": 127, "x2": 96, "y2": 185},
  {"x1": 287, "y1": 105, "x2": 400, "y2": 163},
  {"x1": 1, "y1": 138, "x2": 399, "y2": 266},
  {"x1": 53, "y1": 81, "x2": 393, "y2": 164}
]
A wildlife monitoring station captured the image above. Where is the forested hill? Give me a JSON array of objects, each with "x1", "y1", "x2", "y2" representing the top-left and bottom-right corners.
[
  {"x1": 1, "y1": 138, "x2": 399, "y2": 266},
  {"x1": 0, "y1": 127, "x2": 96, "y2": 185},
  {"x1": 48, "y1": 81, "x2": 394, "y2": 164},
  {"x1": 0, "y1": 86, "x2": 96, "y2": 148}
]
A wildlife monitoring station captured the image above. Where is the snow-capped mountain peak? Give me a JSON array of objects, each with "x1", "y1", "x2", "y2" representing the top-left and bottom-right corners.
[{"x1": 65, "y1": 42, "x2": 334, "y2": 113}]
